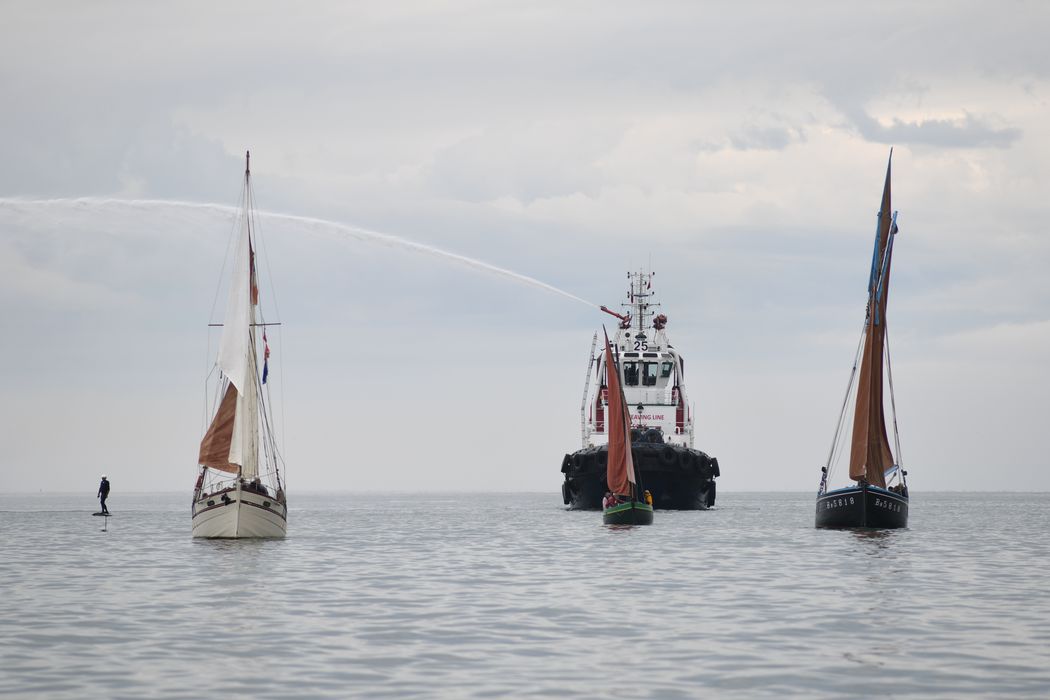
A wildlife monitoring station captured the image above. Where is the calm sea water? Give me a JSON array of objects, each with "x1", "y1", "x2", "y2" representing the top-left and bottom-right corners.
[{"x1": 1, "y1": 492, "x2": 1048, "y2": 698}]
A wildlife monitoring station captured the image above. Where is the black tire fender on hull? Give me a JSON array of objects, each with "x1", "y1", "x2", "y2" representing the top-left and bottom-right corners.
[{"x1": 561, "y1": 443, "x2": 718, "y2": 511}]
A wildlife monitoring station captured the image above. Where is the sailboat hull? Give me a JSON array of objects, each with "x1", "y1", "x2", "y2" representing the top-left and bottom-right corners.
[
  {"x1": 192, "y1": 487, "x2": 287, "y2": 538},
  {"x1": 602, "y1": 501, "x2": 654, "y2": 525},
  {"x1": 815, "y1": 484, "x2": 908, "y2": 529}
]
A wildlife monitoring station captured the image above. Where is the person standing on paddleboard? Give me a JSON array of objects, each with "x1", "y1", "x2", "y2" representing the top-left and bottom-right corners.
[{"x1": 97, "y1": 475, "x2": 110, "y2": 514}]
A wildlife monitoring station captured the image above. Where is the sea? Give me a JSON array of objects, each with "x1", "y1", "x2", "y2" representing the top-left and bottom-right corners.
[{"x1": 1, "y1": 492, "x2": 1048, "y2": 699}]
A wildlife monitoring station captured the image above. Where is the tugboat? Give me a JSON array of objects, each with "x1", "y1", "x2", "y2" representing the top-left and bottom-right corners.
[{"x1": 560, "y1": 271, "x2": 719, "y2": 510}]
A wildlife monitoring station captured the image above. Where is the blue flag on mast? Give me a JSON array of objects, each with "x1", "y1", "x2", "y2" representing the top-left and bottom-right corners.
[{"x1": 262, "y1": 330, "x2": 270, "y2": 384}]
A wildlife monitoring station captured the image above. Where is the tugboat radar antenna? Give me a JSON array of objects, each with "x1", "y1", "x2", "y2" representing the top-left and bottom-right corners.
[{"x1": 621, "y1": 269, "x2": 660, "y2": 333}]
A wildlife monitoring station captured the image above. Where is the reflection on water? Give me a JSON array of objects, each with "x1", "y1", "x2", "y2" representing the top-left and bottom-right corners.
[
  {"x1": 851, "y1": 528, "x2": 900, "y2": 557},
  {"x1": 1, "y1": 492, "x2": 1048, "y2": 698},
  {"x1": 850, "y1": 528, "x2": 895, "y2": 541}
]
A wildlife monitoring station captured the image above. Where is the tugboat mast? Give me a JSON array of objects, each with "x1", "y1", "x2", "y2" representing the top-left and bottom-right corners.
[
  {"x1": 600, "y1": 270, "x2": 662, "y2": 340},
  {"x1": 622, "y1": 270, "x2": 660, "y2": 336}
]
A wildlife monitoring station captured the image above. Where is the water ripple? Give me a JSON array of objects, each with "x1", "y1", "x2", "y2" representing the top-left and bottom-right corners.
[{"x1": 1, "y1": 492, "x2": 1048, "y2": 698}]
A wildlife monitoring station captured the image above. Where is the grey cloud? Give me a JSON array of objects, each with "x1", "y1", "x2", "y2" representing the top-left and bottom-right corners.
[
  {"x1": 728, "y1": 125, "x2": 805, "y2": 151},
  {"x1": 845, "y1": 107, "x2": 1021, "y2": 149},
  {"x1": 690, "y1": 125, "x2": 805, "y2": 155},
  {"x1": 424, "y1": 122, "x2": 619, "y2": 203},
  {"x1": 0, "y1": 103, "x2": 241, "y2": 201}
]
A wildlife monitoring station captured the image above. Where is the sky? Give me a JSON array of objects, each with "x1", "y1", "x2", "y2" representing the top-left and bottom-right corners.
[{"x1": 1, "y1": 1, "x2": 1048, "y2": 494}]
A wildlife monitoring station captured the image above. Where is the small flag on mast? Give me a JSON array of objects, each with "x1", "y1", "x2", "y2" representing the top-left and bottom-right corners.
[
  {"x1": 250, "y1": 249, "x2": 259, "y2": 305},
  {"x1": 262, "y1": 329, "x2": 270, "y2": 384}
]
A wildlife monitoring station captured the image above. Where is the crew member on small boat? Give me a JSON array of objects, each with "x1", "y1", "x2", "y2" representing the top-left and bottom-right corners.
[
  {"x1": 643, "y1": 490, "x2": 653, "y2": 506},
  {"x1": 97, "y1": 475, "x2": 110, "y2": 514}
]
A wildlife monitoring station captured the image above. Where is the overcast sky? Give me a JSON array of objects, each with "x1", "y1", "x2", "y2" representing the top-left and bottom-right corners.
[{"x1": 2, "y1": 1, "x2": 1048, "y2": 494}]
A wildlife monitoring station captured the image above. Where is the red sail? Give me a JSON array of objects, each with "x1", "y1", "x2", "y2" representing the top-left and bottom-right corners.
[
  {"x1": 197, "y1": 383, "x2": 241, "y2": 473},
  {"x1": 849, "y1": 155, "x2": 897, "y2": 487},
  {"x1": 604, "y1": 333, "x2": 636, "y2": 497}
]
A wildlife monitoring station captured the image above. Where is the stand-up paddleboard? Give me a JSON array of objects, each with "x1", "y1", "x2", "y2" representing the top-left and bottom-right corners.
[{"x1": 92, "y1": 512, "x2": 112, "y2": 516}]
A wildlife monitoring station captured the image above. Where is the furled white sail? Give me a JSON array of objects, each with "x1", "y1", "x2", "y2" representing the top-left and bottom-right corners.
[
  {"x1": 217, "y1": 214, "x2": 253, "y2": 394},
  {"x1": 232, "y1": 345, "x2": 260, "y2": 478},
  {"x1": 215, "y1": 208, "x2": 260, "y2": 475}
]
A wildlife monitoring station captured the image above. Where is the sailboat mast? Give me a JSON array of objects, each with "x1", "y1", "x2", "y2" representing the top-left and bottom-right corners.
[
  {"x1": 885, "y1": 325, "x2": 904, "y2": 470},
  {"x1": 847, "y1": 152, "x2": 897, "y2": 488},
  {"x1": 241, "y1": 150, "x2": 285, "y2": 487}
]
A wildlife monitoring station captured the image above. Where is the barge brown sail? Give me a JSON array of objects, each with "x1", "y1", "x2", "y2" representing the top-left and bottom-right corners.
[{"x1": 816, "y1": 151, "x2": 909, "y2": 528}]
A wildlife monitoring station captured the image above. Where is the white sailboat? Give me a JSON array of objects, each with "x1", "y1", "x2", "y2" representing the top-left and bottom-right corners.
[{"x1": 192, "y1": 151, "x2": 287, "y2": 538}]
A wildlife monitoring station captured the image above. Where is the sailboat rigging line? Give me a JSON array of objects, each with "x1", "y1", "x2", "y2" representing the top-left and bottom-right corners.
[
  {"x1": 885, "y1": 326, "x2": 903, "y2": 468},
  {"x1": 202, "y1": 333, "x2": 212, "y2": 435},
  {"x1": 824, "y1": 204, "x2": 898, "y2": 487},
  {"x1": 250, "y1": 331, "x2": 279, "y2": 482},
  {"x1": 871, "y1": 215, "x2": 897, "y2": 326},
  {"x1": 207, "y1": 189, "x2": 246, "y2": 327},
  {"x1": 275, "y1": 323, "x2": 287, "y2": 464},
  {"x1": 823, "y1": 316, "x2": 868, "y2": 484},
  {"x1": 249, "y1": 184, "x2": 284, "y2": 324}
]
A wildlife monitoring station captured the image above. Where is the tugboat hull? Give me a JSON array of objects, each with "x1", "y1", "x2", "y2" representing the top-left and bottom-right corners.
[
  {"x1": 562, "y1": 444, "x2": 718, "y2": 510},
  {"x1": 815, "y1": 484, "x2": 908, "y2": 529}
]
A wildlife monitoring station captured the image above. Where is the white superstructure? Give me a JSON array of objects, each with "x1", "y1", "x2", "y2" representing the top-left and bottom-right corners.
[{"x1": 582, "y1": 271, "x2": 694, "y2": 450}]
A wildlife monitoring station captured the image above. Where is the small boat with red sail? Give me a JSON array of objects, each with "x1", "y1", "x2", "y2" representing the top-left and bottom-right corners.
[
  {"x1": 816, "y1": 151, "x2": 909, "y2": 529},
  {"x1": 600, "y1": 329, "x2": 654, "y2": 526}
]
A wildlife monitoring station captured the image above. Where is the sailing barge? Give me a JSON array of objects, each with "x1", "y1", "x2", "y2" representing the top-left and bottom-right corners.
[
  {"x1": 561, "y1": 271, "x2": 719, "y2": 510},
  {"x1": 816, "y1": 152, "x2": 909, "y2": 529}
]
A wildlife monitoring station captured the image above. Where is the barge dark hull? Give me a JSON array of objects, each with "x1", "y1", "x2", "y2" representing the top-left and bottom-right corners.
[
  {"x1": 561, "y1": 443, "x2": 718, "y2": 510},
  {"x1": 815, "y1": 483, "x2": 908, "y2": 529}
]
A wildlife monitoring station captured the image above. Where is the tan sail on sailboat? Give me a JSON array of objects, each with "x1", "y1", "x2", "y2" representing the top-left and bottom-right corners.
[{"x1": 848, "y1": 159, "x2": 897, "y2": 489}]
